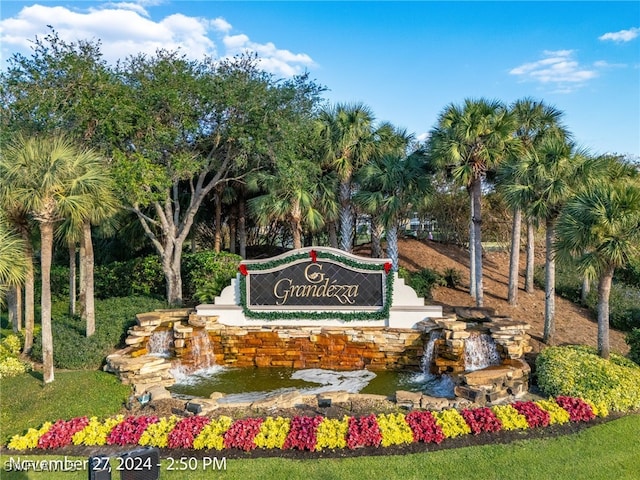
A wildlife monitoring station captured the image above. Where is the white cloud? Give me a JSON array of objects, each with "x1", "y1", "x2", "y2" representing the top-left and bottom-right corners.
[
  {"x1": 0, "y1": 3, "x2": 315, "y2": 77},
  {"x1": 509, "y1": 50, "x2": 598, "y2": 93},
  {"x1": 599, "y1": 27, "x2": 640, "y2": 43},
  {"x1": 211, "y1": 17, "x2": 232, "y2": 33},
  {"x1": 593, "y1": 60, "x2": 626, "y2": 68},
  {"x1": 98, "y1": 2, "x2": 151, "y2": 17},
  {"x1": 416, "y1": 132, "x2": 430, "y2": 143}
]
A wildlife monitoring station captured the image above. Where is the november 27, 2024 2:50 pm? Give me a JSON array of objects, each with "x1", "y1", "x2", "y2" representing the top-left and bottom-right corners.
[{"x1": 3, "y1": 454, "x2": 227, "y2": 473}]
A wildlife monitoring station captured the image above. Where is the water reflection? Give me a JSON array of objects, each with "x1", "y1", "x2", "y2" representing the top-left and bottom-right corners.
[{"x1": 168, "y1": 366, "x2": 455, "y2": 402}]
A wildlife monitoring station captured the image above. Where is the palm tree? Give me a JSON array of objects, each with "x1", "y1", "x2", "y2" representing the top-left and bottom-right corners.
[
  {"x1": 500, "y1": 98, "x2": 567, "y2": 305},
  {"x1": 249, "y1": 159, "x2": 325, "y2": 250},
  {"x1": 316, "y1": 103, "x2": 376, "y2": 252},
  {"x1": 556, "y1": 172, "x2": 640, "y2": 358},
  {"x1": 512, "y1": 135, "x2": 593, "y2": 344},
  {"x1": 0, "y1": 215, "x2": 27, "y2": 308},
  {"x1": 0, "y1": 205, "x2": 37, "y2": 352},
  {"x1": 428, "y1": 98, "x2": 518, "y2": 307},
  {"x1": 0, "y1": 134, "x2": 113, "y2": 383},
  {"x1": 355, "y1": 150, "x2": 429, "y2": 271}
]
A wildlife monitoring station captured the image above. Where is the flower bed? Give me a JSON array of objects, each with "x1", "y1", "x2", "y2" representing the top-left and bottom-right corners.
[{"x1": 5, "y1": 397, "x2": 605, "y2": 453}]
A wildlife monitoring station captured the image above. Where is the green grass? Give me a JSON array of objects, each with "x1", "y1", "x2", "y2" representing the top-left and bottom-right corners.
[
  {"x1": 0, "y1": 415, "x2": 637, "y2": 480},
  {"x1": 0, "y1": 370, "x2": 131, "y2": 443}
]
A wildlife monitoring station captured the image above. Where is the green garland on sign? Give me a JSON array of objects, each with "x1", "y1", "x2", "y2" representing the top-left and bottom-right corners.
[
  {"x1": 239, "y1": 251, "x2": 394, "y2": 321},
  {"x1": 245, "y1": 250, "x2": 386, "y2": 272}
]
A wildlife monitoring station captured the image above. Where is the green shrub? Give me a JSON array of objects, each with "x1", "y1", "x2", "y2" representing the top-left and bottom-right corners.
[
  {"x1": 182, "y1": 251, "x2": 241, "y2": 305},
  {"x1": 615, "y1": 256, "x2": 640, "y2": 288},
  {"x1": 626, "y1": 329, "x2": 640, "y2": 365},
  {"x1": 535, "y1": 263, "x2": 640, "y2": 332},
  {"x1": 536, "y1": 345, "x2": 640, "y2": 412},
  {"x1": 534, "y1": 263, "x2": 582, "y2": 304},
  {"x1": 0, "y1": 334, "x2": 31, "y2": 379},
  {"x1": 585, "y1": 284, "x2": 640, "y2": 331},
  {"x1": 402, "y1": 268, "x2": 446, "y2": 300},
  {"x1": 443, "y1": 268, "x2": 462, "y2": 288},
  {"x1": 31, "y1": 296, "x2": 166, "y2": 369},
  {"x1": 48, "y1": 249, "x2": 241, "y2": 305}
]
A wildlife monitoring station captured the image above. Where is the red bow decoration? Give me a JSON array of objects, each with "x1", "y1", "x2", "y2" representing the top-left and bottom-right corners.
[
  {"x1": 384, "y1": 262, "x2": 392, "y2": 274},
  {"x1": 310, "y1": 250, "x2": 318, "y2": 263},
  {"x1": 238, "y1": 264, "x2": 248, "y2": 276}
]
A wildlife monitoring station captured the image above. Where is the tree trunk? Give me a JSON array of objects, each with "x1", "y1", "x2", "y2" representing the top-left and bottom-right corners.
[
  {"x1": 468, "y1": 193, "x2": 476, "y2": 300},
  {"x1": 581, "y1": 273, "x2": 591, "y2": 304},
  {"x1": 471, "y1": 177, "x2": 484, "y2": 307},
  {"x1": 508, "y1": 207, "x2": 522, "y2": 305},
  {"x1": 290, "y1": 197, "x2": 303, "y2": 250},
  {"x1": 543, "y1": 217, "x2": 556, "y2": 345},
  {"x1": 78, "y1": 234, "x2": 86, "y2": 319},
  {"x1": 213, "y1": 187, "x2": 222, "y2": 253},
  {"x1": 238, "y1": 198, "x2": 247, "y2": 259},
  {"x1": 7, "y1": 286, "x2": 19, "y2": 332},
  {"x1": 525, "y1": 219, "x2": 535, "y2": 293},
  {"x1": 82, "y1": 220, "x2": 96, "y2": 337},
  {"x1": 163, "y1": 242, "x2": 184, "y2": 307},
  {"x1": 228, "y1": 203, "x2": 237, "y2": 254},
  {"x1": 69, "y1": 241, "x2": 76, "y2": 316},
  {"x1": 596, "y1": 266, "x2": 614, "y2": 359},
  {"x1": 40, "y1": 220, "x2": 55, "y2": 384},
  {"x1": 328, "y1": 221, "x2": 339, "y2": 249},
  {"x1": 371, "y1": 216, "x2": 384, "y2": 258},
  {"x1": 386, "y1": 223, "x2": 399, "y2": 271},
  {"x1": 14, "y1": 285, "x2": 23, "y2": 333},
  {"x1": 339, "y1": 178, "x2": 354, "y2": 252},
  {"x1": 20, "y1": 231, "x2": 35, "y2": 353}
]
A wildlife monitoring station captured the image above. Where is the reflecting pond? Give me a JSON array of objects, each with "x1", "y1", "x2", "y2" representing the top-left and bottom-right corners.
[{"x1": 168, "y1": 366, "x2": 455, "y2": 402}]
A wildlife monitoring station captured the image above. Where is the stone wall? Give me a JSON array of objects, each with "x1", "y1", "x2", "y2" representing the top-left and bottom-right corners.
[
  {"x1": 420, "y1": 314, "x2": 533, "y2": 405},
  {"x1": 105, "y1": 310, "x2": 428, "y2": 393},
  {"x1": 105, "y1": 309, "x2": 533, "y2": 405},
  {"x1": 191, "y1": 313, "x2": 426, "y2": 371}
]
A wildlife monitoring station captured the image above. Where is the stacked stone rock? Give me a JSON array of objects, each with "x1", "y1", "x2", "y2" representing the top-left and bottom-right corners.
[
  {"x1": 196, "y1": 315, "x2": 427, "y2": 372},
  {"x1": 106, "y1": 308, "x2": 533, "y2": 407},
  {"x1": 421, "y1": 312, "x2": 533, "y2": 406}
]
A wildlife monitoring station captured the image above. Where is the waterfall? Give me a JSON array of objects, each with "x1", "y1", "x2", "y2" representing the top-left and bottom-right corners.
[
  {"x1": 464, "y1": 332, "x2": 501, "y2": 371},
  {"x1": 190, "y1": 328, "x2": 216, "y2": 370},
  {"x1": 416, "y1": 329, "x2": 455, "y2": 398},
  {"x1": 421, "y1": 329, "x2": 443, "y2": 373},
  {"x1": 147, "y1": 330, "x2": 173, "y2": 357}
]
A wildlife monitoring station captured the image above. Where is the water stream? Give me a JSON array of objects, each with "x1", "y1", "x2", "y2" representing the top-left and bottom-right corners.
[
  {"x1": 147, "y1": 330, "x2": 173, "y2": 357},
  {"x1": 464, "y1": 331, "x2": 501, "y2": 371}
]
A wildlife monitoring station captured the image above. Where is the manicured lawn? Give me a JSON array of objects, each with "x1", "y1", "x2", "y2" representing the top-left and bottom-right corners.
[
  {"x1": 0, "y1": 370, "x2": 131, "y2": 443},
  {"x1": 1, "y1": 415, "x2": 638, "y2": 479}
]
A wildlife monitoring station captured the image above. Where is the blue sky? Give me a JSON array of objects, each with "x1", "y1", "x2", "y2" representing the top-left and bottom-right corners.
[{"x1": 1, "y1": 1, "x2": 639, "y2": 157}]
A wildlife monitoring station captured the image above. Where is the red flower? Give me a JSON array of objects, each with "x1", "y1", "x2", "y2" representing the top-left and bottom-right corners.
[
  {"x1": 283, "y1": 416, "x2": 323, "y2": 451},
  {"x1": 461, "y1": 407, "x2": 503, "y2": 435},
  {"x1": 37, "y1": 417, "x2": 90, "y2": 449},
  {"x1": 223, "y1": 418, "x2": 264, "y2": 451},
  {"x1": 512, "y1": 401, "x2": 550, "y2": 428},
  {"x1": 384, "y1": 262, "x2": 392, "y2": 274},
  {"x1": 310, "y1": 250, "x2": 318, "y2": 263},
  {"x1": 167, "y1": 416, "x2": 211, "y2": 449},
  {"x1": 556, "y1": 396, "x2": 596, "y2": 422},
  {"x1": 346, "y1": 414, "x2": 382, "y2": 449},
  {"x1": 238, "y1": 264, "x2": 248, "y2": 276},
  {"x1": 405, "y1": 411, "x2": 445, "y2": 444}
]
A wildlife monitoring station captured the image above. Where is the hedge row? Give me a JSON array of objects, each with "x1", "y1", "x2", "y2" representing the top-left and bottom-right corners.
[{"x1": 50, "y1": 250, "x2": 241, "y2": 305}]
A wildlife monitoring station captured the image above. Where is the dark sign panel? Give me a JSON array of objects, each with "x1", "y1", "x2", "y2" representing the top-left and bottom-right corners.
[{"x1": 247, "y1": 260, "x2": 385, "y2": 309}]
